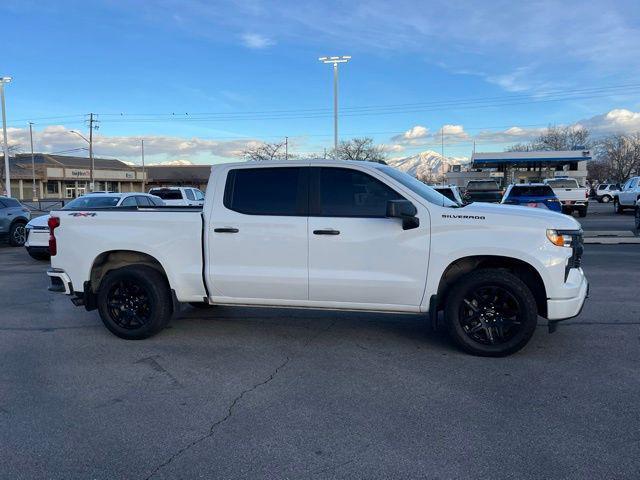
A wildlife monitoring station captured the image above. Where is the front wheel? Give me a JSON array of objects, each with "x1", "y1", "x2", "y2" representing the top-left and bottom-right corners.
[
  {"x1": 601, "y1": 195, "x2": 611, "y2": 203},
  {"x1": 445, "y1": 269, "x2": 538, "y2": 357},
  {"x1": 97, "y1": 265, "x2": 173, "y2": 340},
  {"x1": 8, "y1": 222, "x2": 27, "y2": 246}
]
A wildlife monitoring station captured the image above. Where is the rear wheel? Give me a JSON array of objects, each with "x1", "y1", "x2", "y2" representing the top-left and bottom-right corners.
[
  {"x1": 445, "y1": 269, "x2": 538, "y2": 357},
  {"x1": 635, "y1": 206, "x2": 640, "y2": 230},
  {"x1": 97, "y1": 265, "x2": 173, "y2": 339},
  {"x1": 8, "y1": 222, "x2": 27, "y2": 246},
  {"x1": 578, "y1": 207, "x2": 587, "y2": 218},
  {"x1": 601, "y1": 195, "x2": 611, "y2": 203}
]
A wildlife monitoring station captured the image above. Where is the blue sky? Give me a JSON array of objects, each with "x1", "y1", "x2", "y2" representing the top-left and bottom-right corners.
[{"x1": 3, "y1": 0, "x2": 640, "y2": 164}]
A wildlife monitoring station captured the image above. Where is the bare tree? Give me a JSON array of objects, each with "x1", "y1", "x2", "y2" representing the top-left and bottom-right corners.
[
  {"x1": 594, "y1": 133, "x2": 640, "y2": 182},
  {"x1": 243, "y1": 141, "x2": 288, "y2": 161},
  {"x1": 333, "y1": 137, "x2": 387, "y2": 163},
  {"x1": 507, "y1": 125, "x2": 591, "y2": 152},
  {"x1": 586, "y1": 160, "x2": 612, "y2": 183}
]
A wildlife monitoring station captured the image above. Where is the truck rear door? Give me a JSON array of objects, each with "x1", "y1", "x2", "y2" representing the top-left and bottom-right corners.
[{"x1": 208, "y1": 166, "x2": 309, "y2": 301}]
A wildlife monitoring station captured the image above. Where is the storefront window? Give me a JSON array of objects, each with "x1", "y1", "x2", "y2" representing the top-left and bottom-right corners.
[{"x1": 46, "y1": 181, "x2": 59, "y2": 194}]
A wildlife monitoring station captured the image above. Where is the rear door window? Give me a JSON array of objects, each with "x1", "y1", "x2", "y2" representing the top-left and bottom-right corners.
[
  {"x1": 224, "y1": 167, "x2": 307, "y2": 216},
  {"x1": 136, "y1": 196, "x2": 153, "y2": 207}
]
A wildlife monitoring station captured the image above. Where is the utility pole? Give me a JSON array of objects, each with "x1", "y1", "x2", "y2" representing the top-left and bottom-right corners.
[
  {"x1": 285, "y1": 137, "x2": 288, "y2": 161},
  {"x1": 318, "y1": 56, "x2": 351, "y2": 159},
  {"x1": 88, "y1": 113, "x2": 95, "y2": 192},
  {"x1": 1, "y1": 76, "x2": 12, "y2": 197},
  {"x1": 29, "y1": 122, "x2": 36, "y2": 200},
  {"x1": 141, "y1": 139, "x2": 146, "y2": 192}
]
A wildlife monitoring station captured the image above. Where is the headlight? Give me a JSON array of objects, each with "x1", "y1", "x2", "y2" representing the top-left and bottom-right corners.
[{"x1": 546, "y1": 229, "x2": 573, "y2": 247}]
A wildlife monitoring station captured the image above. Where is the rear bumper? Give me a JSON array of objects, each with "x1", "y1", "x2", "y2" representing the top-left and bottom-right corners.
[
  {"x1": 547, "y1": 270, "x2": 589, "y2": 321},
  {"x1": 47, "y1": 268, "x2": 73, "y2": 295},
  {"x1": 25, "y1": 228, "x2": 49, "y2": 248}
]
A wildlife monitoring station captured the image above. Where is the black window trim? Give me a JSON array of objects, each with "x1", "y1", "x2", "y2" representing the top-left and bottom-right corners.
[
  {"x1": 223, "y1": 166, "x2": 309, "y2": 216},
  {"x1": 309, "y1": 166, "x2": 407, "y2": 218}
]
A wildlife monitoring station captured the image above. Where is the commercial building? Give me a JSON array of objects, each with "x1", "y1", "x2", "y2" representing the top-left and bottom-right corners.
[
  {"x1": 145, "y1": 165, "x2": 211, "y2": 191},
  {"x1": 445, "y1": 150, "x2": 591, "y2": 187},
  {"x1": 2, "y1": 153, "x2": 146, "y2": 200}
]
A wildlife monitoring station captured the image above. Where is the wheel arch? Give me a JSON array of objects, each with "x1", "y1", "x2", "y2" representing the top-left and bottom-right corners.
[
  {"x1": 436, "y1": 255, "x2": 548, "y2": 318},
  {"x1": 88, "y1": 250, "x2": 170, "y2": 295}
]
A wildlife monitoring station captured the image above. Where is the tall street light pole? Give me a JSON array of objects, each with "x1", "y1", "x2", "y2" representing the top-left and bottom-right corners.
[
  {"x1": 1, "y1": 76, "x2": 12, "y2": 197},
  {"x1": 318, "y1": 56, "x2": 351, "y2": 159},
  {"x1": 29, "y1": 122, "x2": 36, "y2": 200}
]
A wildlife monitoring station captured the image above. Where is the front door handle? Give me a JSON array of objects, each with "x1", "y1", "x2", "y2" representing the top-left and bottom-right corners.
[
  {"x1": 313, "y1": 229, "x2": 340, "y2": 235},
  {"x1": 214, "y1": 227, "x2": 239, "y2": 233}
]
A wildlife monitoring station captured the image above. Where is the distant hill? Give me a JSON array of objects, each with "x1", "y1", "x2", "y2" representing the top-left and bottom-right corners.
[{"x1": 387, "y1": 150, "x2": 468, "y2": 180}]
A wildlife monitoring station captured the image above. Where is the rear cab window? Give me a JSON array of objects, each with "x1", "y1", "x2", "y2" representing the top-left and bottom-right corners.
[
  {"x1": 508, "y1": 185, "x2": 555, "y2": 198},
  {"x1": 224, "y1": 167, "x2": 307, "y2": 216},
  {"x1": 546, "y1": 179, "x2": 580, "y2": 188}
]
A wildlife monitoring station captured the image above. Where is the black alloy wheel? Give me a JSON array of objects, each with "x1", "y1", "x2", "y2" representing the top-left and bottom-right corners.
[
  {"x1": 445, "y1": 269, "x2": 538, "y2": 356},
  {"x1": 106, "y1": 279, "x2": 153, "y2": 330},
  {"x1": 458, "y1": 285, "x2": 522, "y2": 346}
]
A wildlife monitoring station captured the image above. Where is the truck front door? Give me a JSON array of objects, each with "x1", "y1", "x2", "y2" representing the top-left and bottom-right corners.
[
  {"x1": 307, "y1": 167, "x2": 429, "y2": 309},
  {"x1": 208, "y1": 166, "x2": 309, "y2": 301}
]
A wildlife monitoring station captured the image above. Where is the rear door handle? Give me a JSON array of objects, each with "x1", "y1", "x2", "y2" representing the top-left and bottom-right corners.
[
  {"x1": 313, "y1": 229, "x2": 340, "y2": 235},
  {"x1": 214, "y1": 227, "x2": 239, "y2": 233}
]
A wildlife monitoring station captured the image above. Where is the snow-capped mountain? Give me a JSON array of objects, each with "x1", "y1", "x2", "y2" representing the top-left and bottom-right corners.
[{"x1": 387, "y1": 150, "x2": 468, "y2": 179}]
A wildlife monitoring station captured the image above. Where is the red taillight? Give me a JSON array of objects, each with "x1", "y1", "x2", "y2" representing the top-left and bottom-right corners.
[{"x1": 48, "y1": 216, "x2": 60, "y2": 256}]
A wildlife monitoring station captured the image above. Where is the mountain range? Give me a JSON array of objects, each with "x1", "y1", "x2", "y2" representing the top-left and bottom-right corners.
[{"x1": 387, "y1": 150, "x2": 468, "y2": 179}]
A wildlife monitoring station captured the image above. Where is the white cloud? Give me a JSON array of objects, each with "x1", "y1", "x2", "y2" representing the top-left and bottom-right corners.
[
  {"x1": 576, "y1": 109, "x2": 640, "y2": 135},
  {"x1": 380, "y1": 143, "x2": 405, "y2": 153},
  {"x1": 391, "y1": 125, "x2": 429, "y2": 145},
  {"x1": 240, "y1": 33, "x2": 275, "y2": 49},
  {"x1": 3, "y1": 125, "x2": 263, "y2": 162}
]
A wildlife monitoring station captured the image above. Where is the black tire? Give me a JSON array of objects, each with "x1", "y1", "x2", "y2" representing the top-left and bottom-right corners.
[
  {"x1": 97, "y1": 265, "x2": 173, "y2": 340},
  {"x1": 635, "y1": 206, "x2": 640, "y2": 230},
  {"x1": 8, "y1": 222, "x2": 27, "y2": 247},
  {"x1": 27, "y1": 249, "x2": 50, "y2": 261},
  {"x1": 445, "y1": 269, "x2": 538, "y2": 357},
  {"x1": 614, "y1": 198, "x2": 624, "y2": 214},
  {"x1": 189, "y1": 302, "x2": 216, "y2": 309},
  {"x1": 578, "y1": 207, "x2": 587, "y2": 218},
  {"x1": 601, "y1": 195, "x2": 611, "y2": 203}
]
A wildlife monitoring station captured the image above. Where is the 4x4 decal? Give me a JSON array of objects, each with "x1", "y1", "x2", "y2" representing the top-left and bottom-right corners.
[{"x1": 69, "y1": 212, "x2": 97, "y2": 217}]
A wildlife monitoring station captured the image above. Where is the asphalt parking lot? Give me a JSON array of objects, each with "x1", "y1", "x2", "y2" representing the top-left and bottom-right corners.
[{"x1": 1, "y1": 207, "x2": 639, "y2": 479}]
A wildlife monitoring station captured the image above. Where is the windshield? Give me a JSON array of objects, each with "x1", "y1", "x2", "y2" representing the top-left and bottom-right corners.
[
  {"x1": 63, "y1": 196, "x2": 121, "y2": 209},
  {"x1": 378, "y1": 166, "x2": 457, "y2": 207}
]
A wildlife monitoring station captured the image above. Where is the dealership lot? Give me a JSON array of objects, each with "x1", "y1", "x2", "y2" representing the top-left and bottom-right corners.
[{"x1": 1, "y1": 206, "x2": 639, "y2": 479}]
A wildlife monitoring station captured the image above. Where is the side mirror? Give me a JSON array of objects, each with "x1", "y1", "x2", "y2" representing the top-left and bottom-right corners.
[{"x1": 386, "y1": 200, "x2": 419, "y2": 230}]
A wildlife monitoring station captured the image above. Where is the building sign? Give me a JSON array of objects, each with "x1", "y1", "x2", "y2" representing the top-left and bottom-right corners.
[
  {"x1": 67, "y1": 169, "x2": 91, "y2": 179},
  {"x1": 489, "y1": 172, "x2": 504, "y2": 177}
]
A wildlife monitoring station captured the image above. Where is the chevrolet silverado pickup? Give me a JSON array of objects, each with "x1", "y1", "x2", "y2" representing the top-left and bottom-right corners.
[{"x1": 47, "y1": 160, "x2": 588, "y2": 357}]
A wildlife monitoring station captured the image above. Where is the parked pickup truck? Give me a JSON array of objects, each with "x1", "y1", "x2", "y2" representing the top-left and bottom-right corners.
[
  {"x1": 543, "y1": 178, "x2": 589, "y2": 217},
  {"x1": 463, "y1": 180, "x2": 503, "y2": 203},
  {"x1": 47, "y1": 160, "x2": 588, "y2": 357}
]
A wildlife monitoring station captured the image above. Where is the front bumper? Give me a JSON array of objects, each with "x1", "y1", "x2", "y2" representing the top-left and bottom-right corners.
[
  {"x1": 547, "y1": 268, "x2": 589, "y2": 321},
  {"x1": 25, "y1": 228, "x2": 49, "y2": 248},
  {"x1": 47, "y1": 268, "x2": 73, "y2": 295}
]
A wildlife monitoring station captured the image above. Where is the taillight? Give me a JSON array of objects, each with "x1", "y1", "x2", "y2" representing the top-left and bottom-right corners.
[
  {"x1": 585, "y1": 189, "x2": 589, "y2": 199},
  {"x1": 48, "y1": 216, "x2": 60, "y2": 256}
]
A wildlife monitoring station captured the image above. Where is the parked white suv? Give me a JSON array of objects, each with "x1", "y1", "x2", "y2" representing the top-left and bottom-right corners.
[
  {"x1": 47, "y1": 161, "x2": 588, "y2": 357},
  {"x1": 25, "y1": 192, "x2": 163, "y2": 260},
  {"x1": 614, "y1": 176, "x2": 640, "y2": 214},
  {"x1": 148, "y1": 187, "x2": 205, "y2": 206},
  {"x1": 594, "y1": 183, "x2": 620, "y2": 203}
]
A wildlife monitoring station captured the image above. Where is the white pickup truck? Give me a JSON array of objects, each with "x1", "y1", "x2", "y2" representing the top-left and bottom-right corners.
[
  {"x1": 47, "y1": 160, "x2": 588, "y2": 357},
  {"x1": 543, "y1": 178, "x2": 589, "y2": 217}
]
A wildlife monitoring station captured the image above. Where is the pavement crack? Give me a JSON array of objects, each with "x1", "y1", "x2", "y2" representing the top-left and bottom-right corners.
[
  {"x1": 143, "y1": 319, "x2": 337, "y2": 480},
  {"x1": 143, "y1": 354, "x2": 292, "y2": 480}
]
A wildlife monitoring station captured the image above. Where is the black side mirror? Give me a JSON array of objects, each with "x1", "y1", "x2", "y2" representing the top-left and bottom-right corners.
[{"x1": 386, "y1": 200, "x2": 419, "y2": 230}]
